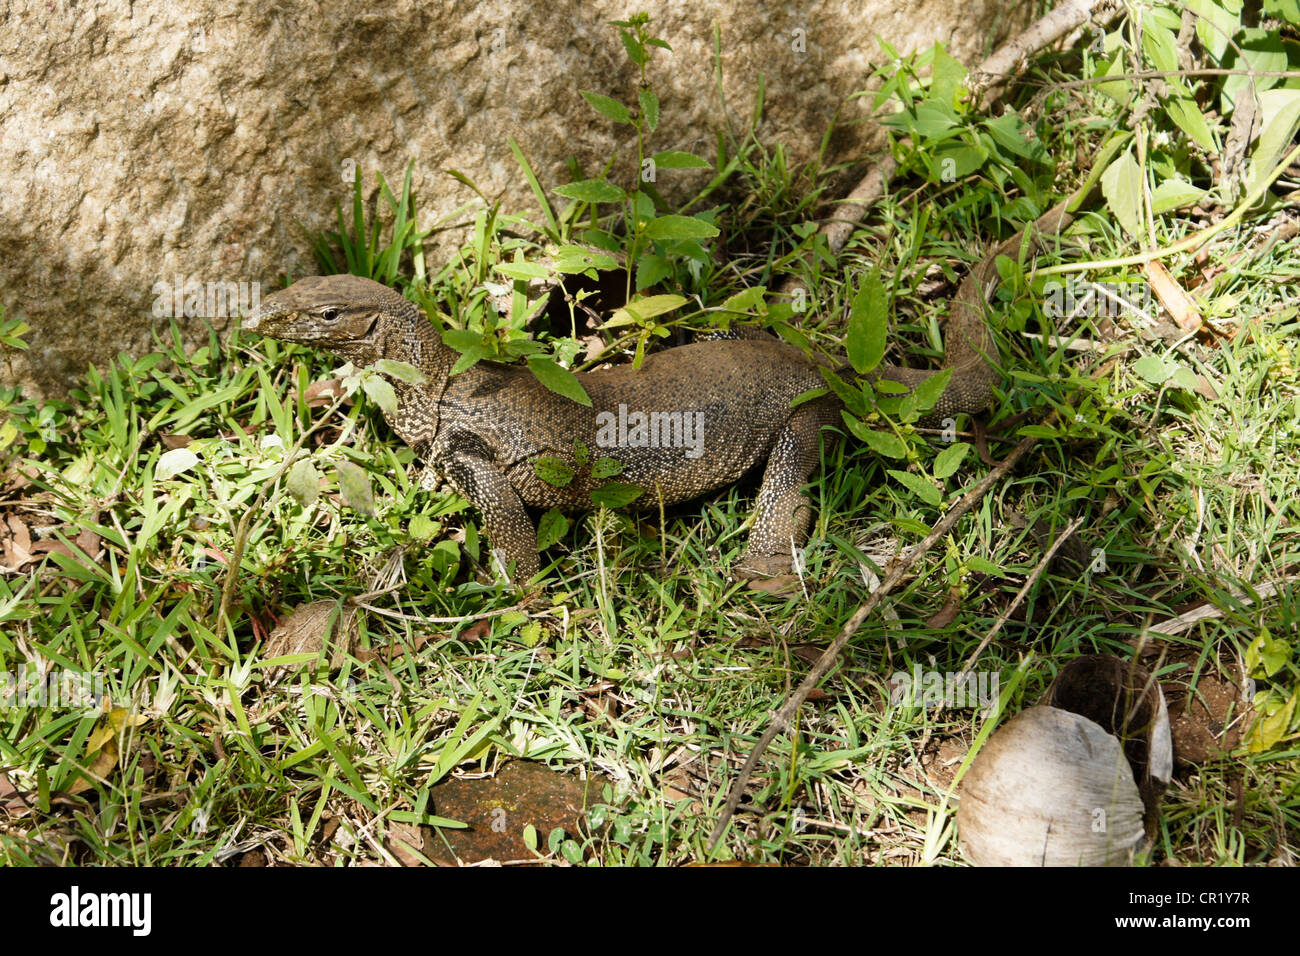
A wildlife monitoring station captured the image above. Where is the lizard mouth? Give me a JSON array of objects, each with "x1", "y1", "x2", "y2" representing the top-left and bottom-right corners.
[{"x1": 241, "y1": 301, "x2": 281, "y2": 335}]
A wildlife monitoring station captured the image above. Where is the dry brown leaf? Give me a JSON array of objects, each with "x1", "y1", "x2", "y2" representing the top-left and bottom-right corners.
[
  {"x1": 384, "y1": 822, "x2": 428, "y2": 867},
  {"x1": 265, "y1": 600, "x2": 358, "y2": 669},
  {"x1": 75, "y1": 526, "x2": 102, "y2": 560},
  {"x1": 0, "y1": 771, "x2": 33, "y2": 817},
  {"x1": 925, "y1": 587, "x2": 963, "y2": 629},
  {"x1": 1, "y1": 514, "x2": 33, "y2": 569},
  {"x1": 30, "y1": 539, "x2": 75, "y2": 560},
  {"x1": 303, "y1": 378, "x2": 346, "y2": 407}
]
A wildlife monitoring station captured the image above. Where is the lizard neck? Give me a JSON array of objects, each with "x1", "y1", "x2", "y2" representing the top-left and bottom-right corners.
[
  {"x1": 375, "y1": 298, "x2": 458, "y2": 384},
  {"x1": 374, "y1": 299, "x2": 459, "y2": 457}
]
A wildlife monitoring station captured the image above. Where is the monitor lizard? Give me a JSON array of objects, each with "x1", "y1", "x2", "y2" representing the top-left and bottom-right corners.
[{"x1": 243, "y1": 199, "x2": 1075, "y2": 583}]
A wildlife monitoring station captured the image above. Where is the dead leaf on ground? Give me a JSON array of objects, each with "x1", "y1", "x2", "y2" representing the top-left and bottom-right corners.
[
  {"x1": 303, "y1": 378, "x2": 346, "y2": 407},
  {"x1": 0, "y1": 771, "x2": 33, "y2": 817},
  {"x1": 265, "y1": 600, "x2": 358, "y2": 670},
  {"x1": 384, "y1": 822, "x2": 429, "y2": 867},
  {"x1": 459, "y1": 620, "x2": 491, "y2": 643},
  {"x1": 925, "y1": 587, "x2": 963, "y2": 629},
  {"x1": 1, "y1": 514, "x2": 33, "y2": 569}
]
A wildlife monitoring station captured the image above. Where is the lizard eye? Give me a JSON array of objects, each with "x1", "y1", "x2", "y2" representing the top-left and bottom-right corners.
[{"x1": 320, "y1": 307, "x2": 340, "y2": 322}]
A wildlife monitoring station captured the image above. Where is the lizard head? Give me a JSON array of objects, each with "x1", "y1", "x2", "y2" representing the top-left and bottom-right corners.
[{"x1": 243, "y1": 274, "x2": 409, "y2": 366}]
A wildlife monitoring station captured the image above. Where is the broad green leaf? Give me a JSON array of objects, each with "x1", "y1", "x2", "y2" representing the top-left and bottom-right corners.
[
  {"x1": 534, "y1": 456, "x2": 575, "y2": 487},
  {"x1": 1075, "y1": 131, "x2": 1133, "y2": 202},
  {"x1": 1246, "y1": 628, "x2": 1291, "y2": 678},
  {"x1": 580, "y1": 90, "x2": 631, "y2": 124},
  {"x1": 286, "y1": 458, "x2": 320, "y2": 507},
  {"x1": 1101, "y1": 151, "x2": 1144, "y2": 238},
  {"x1": 409, "y1": 513, "x2": 439, "y2": 541},
  {"x1": 820, "y1": 367, "x2": 866, "y2": 417},
  {"x1": 931, "y1": 142, "x2": 987, "y2": 181},
  {"x1": 1169, "y1": 366, "x2": 1203, "y2": 392},
  {"x1": 1164, "y1": 97, "x2": 1218, "y2": 153},
  {"x1": 635, "y1": 253, "x2": 673, "y2": 290},
  {"x1": 911, "y1": 102, "x2": 960, "y2": 139},
  {"x1": 638, "y1": 88, "x2": 659, "y2": 131},
  {"x1": 841, "y1": 412, "x2": 908, "y2": 458},
  {"x1": 591, "y1": 482, "x2": 645, "y2": 509},
  {"x1": 1093, "y1": 51, "x2": 1130, "y2": 104},
  {"x1": 336, "y1": 461, "x2": 375, "y2": 516},
  {"x1": 527, "y1": 356, "x2": 592, "y2": 407},
  {"x1": 721, "y1": 286, "x2": 766, "y2": 314},
  {"x1": 362, "y1": 374, "x2": 398, "y2": 414},
  {"x1": 450, "y1": 345, "x2": 487, "y2": 376},
  {"x1": 1133, "y1": 354, "x2": 1173, "y2": 384},
  {"x1": 554, "y1": 179, "x2": 626, "y2": 204},
  {"x1": 156, "y1": 447, "x2": 199, "y2": 480},
  {"x1": 932, "y1": 442, "x2": 971, "y2": 479},
  {"x1": 519, "y1": 621, "x2": 544, "y2": 647},
  {"x1": 374, "y1": 359, "x2": 427, "y2": 384},
  {"x1": 618, "y1": 27, "x2": 647, "y2": 66},
  {"x1": 911, "y1": 368, "x2": 954, "y2": 413},
  {"x1": 1222, "y1": 27, "x2": 1285, "y2": 112},
  {"x1": 1248, "y1": 89, "x2": 1300, "y2": 194},
  {"x1": 604, "y1": 294, "x2": 687, "y2": 328},
  {"x1": 536, "y1": 509, "x2": 571, "y2": 550},
  {"x1": 643, "y1": 215, "x2": 719, "y2": 240},
  {"x1": 650, "y1": 150, "x2": 711, "y2": 170},
  {"x1": 443, "y1": 328, "x2": 484, "y2": 351},
  {"x1": 847, "y1": 271, "x2": 887, "y2": 375},
  {"x1": 1264, "y1": 0, "x2": 1299, "y2": 23},
  {"x1": 983, "y1": 112, "x2": 1047, "y2": 162},
  {"x1": 1150, "y1": 178, "x2": 1207, "y2": 214},
  {"x1": 1187, "y1": 0, "x2": 1241, "y2": 61},
  {"x1": 1248, "y1": 688, "x2": 1297, "y2": 753},
  {"x1": 929, "y1": 43, "x2": 968, "y2": 108},
  {"x1": 591, "y1": 457, "x2": 623, "y2": 480},
  {"x1": 494, "y1": 260, "x2": 551, "y2": 280},
  {"x1": 889, "y1": 469, "x2": 942, "y2": 506}
]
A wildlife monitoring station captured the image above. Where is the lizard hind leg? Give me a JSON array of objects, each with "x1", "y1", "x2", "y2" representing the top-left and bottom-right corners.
[{"x1": 735, "y1": 402, "x2": 837, "y2": 579}]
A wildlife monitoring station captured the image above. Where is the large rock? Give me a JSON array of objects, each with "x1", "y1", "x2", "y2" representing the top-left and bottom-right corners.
[{"x1": 0, "y1": 0, "x2": 1029, "y2": 395}]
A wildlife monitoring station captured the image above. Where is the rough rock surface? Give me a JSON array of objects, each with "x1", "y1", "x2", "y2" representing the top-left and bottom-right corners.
[{"x1": 0, "y1": 0, "x2": 1031, "y2": 395}]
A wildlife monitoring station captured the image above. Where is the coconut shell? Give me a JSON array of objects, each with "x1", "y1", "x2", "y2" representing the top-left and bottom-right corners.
[{"x1": 957, "y1": 706, "x2": 1147, "y2": 866}]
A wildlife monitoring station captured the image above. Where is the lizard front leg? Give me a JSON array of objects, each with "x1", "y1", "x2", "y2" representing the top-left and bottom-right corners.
[
  {"x1": 444, "y1": 455, "x2": 540, "y2": 582},
  {"x1": 736, "y1": 401, "x2": 837, "y2": 578}
]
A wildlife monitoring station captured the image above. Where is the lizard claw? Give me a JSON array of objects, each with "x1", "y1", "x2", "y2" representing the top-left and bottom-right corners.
[{"x1": 732, "y1": 552, "x2": 794, "y2": 579}]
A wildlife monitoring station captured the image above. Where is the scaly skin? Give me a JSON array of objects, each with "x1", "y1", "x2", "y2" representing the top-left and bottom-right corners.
[{"x1": 244, "y1": 201, "x2": 1075, "y2": 582}]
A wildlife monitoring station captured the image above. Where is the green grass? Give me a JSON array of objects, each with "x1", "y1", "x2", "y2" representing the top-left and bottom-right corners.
[{"x1": 1, "y1": 3, "x2": 1299, "y2": 865}]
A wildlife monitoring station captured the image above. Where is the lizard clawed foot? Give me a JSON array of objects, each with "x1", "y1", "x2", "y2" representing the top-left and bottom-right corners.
[{"x1": 732, "y1": 552, "x2": 804, "y2": 593}]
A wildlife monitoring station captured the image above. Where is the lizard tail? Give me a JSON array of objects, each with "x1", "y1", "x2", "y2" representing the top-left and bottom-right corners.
[{"x1": 865, "y1": 196, "x2": 1082, "y2": 424}]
